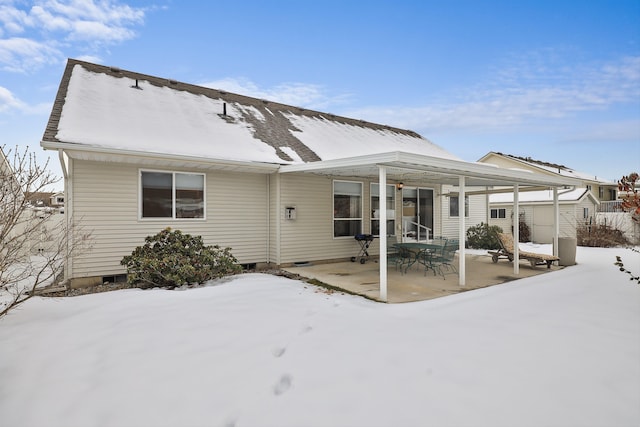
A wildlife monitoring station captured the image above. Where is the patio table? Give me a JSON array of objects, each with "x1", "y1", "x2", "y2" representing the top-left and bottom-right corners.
[{"x1": 395, "y1": 241, "x2": 446, "y2": 272}]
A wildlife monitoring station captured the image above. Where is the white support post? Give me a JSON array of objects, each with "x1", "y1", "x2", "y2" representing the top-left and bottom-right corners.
[
  {"x1": 378, "y1": 166, "x2": 388, "y2": 302},
  {"x1": 513, "y1": 184, "x2": 520, "y2": 275},
  {"x1": 553, "y1": 187, "x2": 559, "y2": 257},
  {"x1": 458, "y1": 175, "x2": 466, "y2": 287}
]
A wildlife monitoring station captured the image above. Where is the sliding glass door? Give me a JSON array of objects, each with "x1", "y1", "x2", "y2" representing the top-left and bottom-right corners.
[{"x1": 401, "y1": 187, "x2": 433, "y2": 241}]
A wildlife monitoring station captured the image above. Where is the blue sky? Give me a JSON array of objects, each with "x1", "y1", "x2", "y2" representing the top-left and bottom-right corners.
[{"x1": 1, "y1": 0, "x2": 639, "y2": 184}]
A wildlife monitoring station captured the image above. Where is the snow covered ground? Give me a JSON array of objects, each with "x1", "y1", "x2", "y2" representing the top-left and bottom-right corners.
[{"x1": 1, "y1": 245, "x2": 638, "y2": 427}]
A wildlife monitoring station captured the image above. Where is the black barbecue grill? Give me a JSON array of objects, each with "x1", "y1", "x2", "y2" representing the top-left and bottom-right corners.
[{"x1": 351, "y1": 234, "x2": 375, "y2": 264}]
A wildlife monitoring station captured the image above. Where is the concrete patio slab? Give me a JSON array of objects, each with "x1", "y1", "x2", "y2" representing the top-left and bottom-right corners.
[{"x1": 282, "y1": 252, "x2": 564, "y2": 303}]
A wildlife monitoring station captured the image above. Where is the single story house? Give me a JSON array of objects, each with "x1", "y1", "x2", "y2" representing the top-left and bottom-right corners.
[
  {"x1": 477, "y1": 152, "x2": 617, "y2": 243},
  {"x1": 40, "y1": 59, "x2": 581, "y2": 300},
  {"x1": 488, "y1": 188, "x2": 598, "y2": 243}
]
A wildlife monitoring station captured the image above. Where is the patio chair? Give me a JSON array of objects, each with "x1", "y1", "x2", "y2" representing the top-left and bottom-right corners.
[
  {"x1": 415, "y1": 238, "x2": 457, "y2": 278},
  {"x1": 416, "y1": 248, "x2": 438, "y2": 276},
  {"x1": 429, "y1": 239, "x2": 459, "y2": 279},
  {"x1": 491, "y1": 233, "x2": 559, "y2": 269},
  {"x1": 432, "y1": 236, "x2": 447, "y2": 245},
  {"x1": 387, "y1": 236, "x2": 411, "y2": 273}
]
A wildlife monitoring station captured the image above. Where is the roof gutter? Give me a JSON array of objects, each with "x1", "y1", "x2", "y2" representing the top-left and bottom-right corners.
[{"x1": 41, "y1": 140, "x2": 282, "y2": 173}]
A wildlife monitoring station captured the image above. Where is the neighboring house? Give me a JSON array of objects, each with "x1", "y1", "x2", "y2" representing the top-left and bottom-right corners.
[
  {"x1": 478, "y1": 152, "x2": 618, "y2": 243},
  {"x1": 25, "y1": 191, "x2": 65, "y2": 211},
  {"x1": 50, "y1": 192, "x2": 65, "y2": 209},
  {"x1": 488, "y1": 188, "x2": 598, "y2": 243},
  {"x1": 478, "y1": 152, "x2": 618, "y2": 202},
  {"x1": 1, "y1": 149, "x2": 64, "y2": 257},
  {"x1": 40, "y1": 59, "x2": 580, "y2": 298}
]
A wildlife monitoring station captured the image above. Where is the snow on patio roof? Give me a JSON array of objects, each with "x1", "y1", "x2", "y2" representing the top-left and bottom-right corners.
[{"x1": 43, "y1": 59, "x2": 459, "y2": 166}]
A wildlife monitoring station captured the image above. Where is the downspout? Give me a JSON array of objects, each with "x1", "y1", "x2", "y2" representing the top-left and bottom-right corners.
[
  {"x1": 266, "y1": 174, "x2": 270, "y2": 265},
  {"x1": 58, "y1": 149, "x2": 72, "y2": 281}
]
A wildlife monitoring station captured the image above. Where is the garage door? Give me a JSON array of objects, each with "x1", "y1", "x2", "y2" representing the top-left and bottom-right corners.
[{"x1": 532, "y1": 206, "x2": 554, "y2": 244}]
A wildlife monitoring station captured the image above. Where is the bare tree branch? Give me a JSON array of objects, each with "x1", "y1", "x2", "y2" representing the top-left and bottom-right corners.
[{"x1": 1, "y1": 145, "x2": 91, "y2": 318}]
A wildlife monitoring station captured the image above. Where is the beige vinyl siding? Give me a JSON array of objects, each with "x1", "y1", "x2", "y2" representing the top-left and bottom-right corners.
[
  {"x1": 276, "y1": 176, "x2": 454, "y2": 264},
  {"x1": 480, "y1": 154, "x2": 558, "y2": 178},
  {"x1": 70, "y1": 160, "x2": 269, "y2": 279},
  {"x1": 278, "y1": 174, "x2": 363, "y2": 263},
  {"x1": 440, "y1": 185, "x2": 487, "y2": 239},
  {"x1": 488, "y1": 210, "x2": 512, "y2": 235},
  {"x1": 489, "y1": 199, "x2": 597, "y2": 243}
]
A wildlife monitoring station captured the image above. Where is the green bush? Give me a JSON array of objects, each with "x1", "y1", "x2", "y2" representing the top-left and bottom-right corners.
[
  {"x1": 121, "y1": 228, "x2": 242, "y2": 287},
  {"x1": 466, "y1": 222, "x2": 503, "y2": 249}
]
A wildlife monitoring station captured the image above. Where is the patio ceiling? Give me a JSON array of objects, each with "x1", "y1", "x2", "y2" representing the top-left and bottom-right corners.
[{"x1": 279, "y1": 151, "x2": 584, "y2": 188}]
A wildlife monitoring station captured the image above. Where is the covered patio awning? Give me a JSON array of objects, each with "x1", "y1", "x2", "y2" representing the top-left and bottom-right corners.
[{"x1": 280, "y1": 151, "x2": 583, "y2": 301}]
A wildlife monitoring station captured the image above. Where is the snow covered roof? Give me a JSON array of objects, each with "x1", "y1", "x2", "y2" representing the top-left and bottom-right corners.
[
  {"x1": 490, "y1": 187, "x2": 597, "y2": 204},
  {"x1": 480, "y1": 152, "x2": 615, "y2": 184},
  {"x1": 42, "y1": 59, "x2": 459, "y2": 166}
]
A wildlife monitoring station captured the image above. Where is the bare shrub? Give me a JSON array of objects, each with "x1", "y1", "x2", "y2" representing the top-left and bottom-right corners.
[
  {"x1": 577, "y1": 220, "x2": 629, "y2": 247},
  {"x1": 1, "y1": 145, "x2": 91, "y2": 318}
]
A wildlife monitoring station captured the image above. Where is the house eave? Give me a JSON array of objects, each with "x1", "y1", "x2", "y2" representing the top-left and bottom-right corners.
[{"x1": 41, "y1": 140, "x2": 282, "y2": 173}]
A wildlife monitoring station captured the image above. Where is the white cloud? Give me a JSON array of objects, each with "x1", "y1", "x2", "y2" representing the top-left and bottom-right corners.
[
  {"x1": 0, "y1": 37, "x2": 61, "y2": 72},
  {"x1": 345, "y1": 55, "x2": 640, "y2": 134},
  {"x1": 0, "y1": 2, "x2": 32, "y2": 34},
  {"x1": 0, "y1": 0, "x2": 146, "y2": 72},
  {"x1": 200, "y1": 77, "x2": 351, "y2": 111},
  {"x1": 74, "y1": 53, "x2": 101, "y2": 63},
  {"x1": 0, "y1": 84, "x2": 51, "y2": 114},
  {"x1": 0, "y1": 85, "x2": 25, "y2": 112}
]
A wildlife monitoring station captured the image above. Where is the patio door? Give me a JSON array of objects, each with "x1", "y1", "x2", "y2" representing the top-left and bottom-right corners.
[{"x1": 401, "y1": 187, "x2": 433, "y2": 242}]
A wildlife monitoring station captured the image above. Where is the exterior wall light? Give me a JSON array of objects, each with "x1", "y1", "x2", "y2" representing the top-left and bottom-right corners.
[{"x1": 396, "y1": 182, "x2": 404, "y2": 191}]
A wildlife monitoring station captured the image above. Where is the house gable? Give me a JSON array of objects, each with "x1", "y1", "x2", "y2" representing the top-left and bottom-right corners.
[{"x1": 478, "y1": 152, "x2": 615, "y2": 186}]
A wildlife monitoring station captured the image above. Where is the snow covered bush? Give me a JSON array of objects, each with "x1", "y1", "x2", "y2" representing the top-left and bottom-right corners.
[
  {"x1": 120, "y1": 228, "x2": 241, "y2": 287},
  {"x1": 466, "y1": 222, "x2": 503, "y2": 249}
]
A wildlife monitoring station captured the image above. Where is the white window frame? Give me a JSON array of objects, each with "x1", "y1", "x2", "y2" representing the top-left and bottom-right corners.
[
  {"x1": 139, "y1": 169, "x2": 206, "y2": 220},
  {"x1": 333, "y1": 180, "x2": 363, "y2": 238},
  {"x1": 449, "y1": 195, "x2": 469, "y2": 218},
  {"x1": 370, "y1": 183, "x2": 396, "y2": 237},
  {"x1": 490, "y1": 208, "x2": 506, "y2": 219}
]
